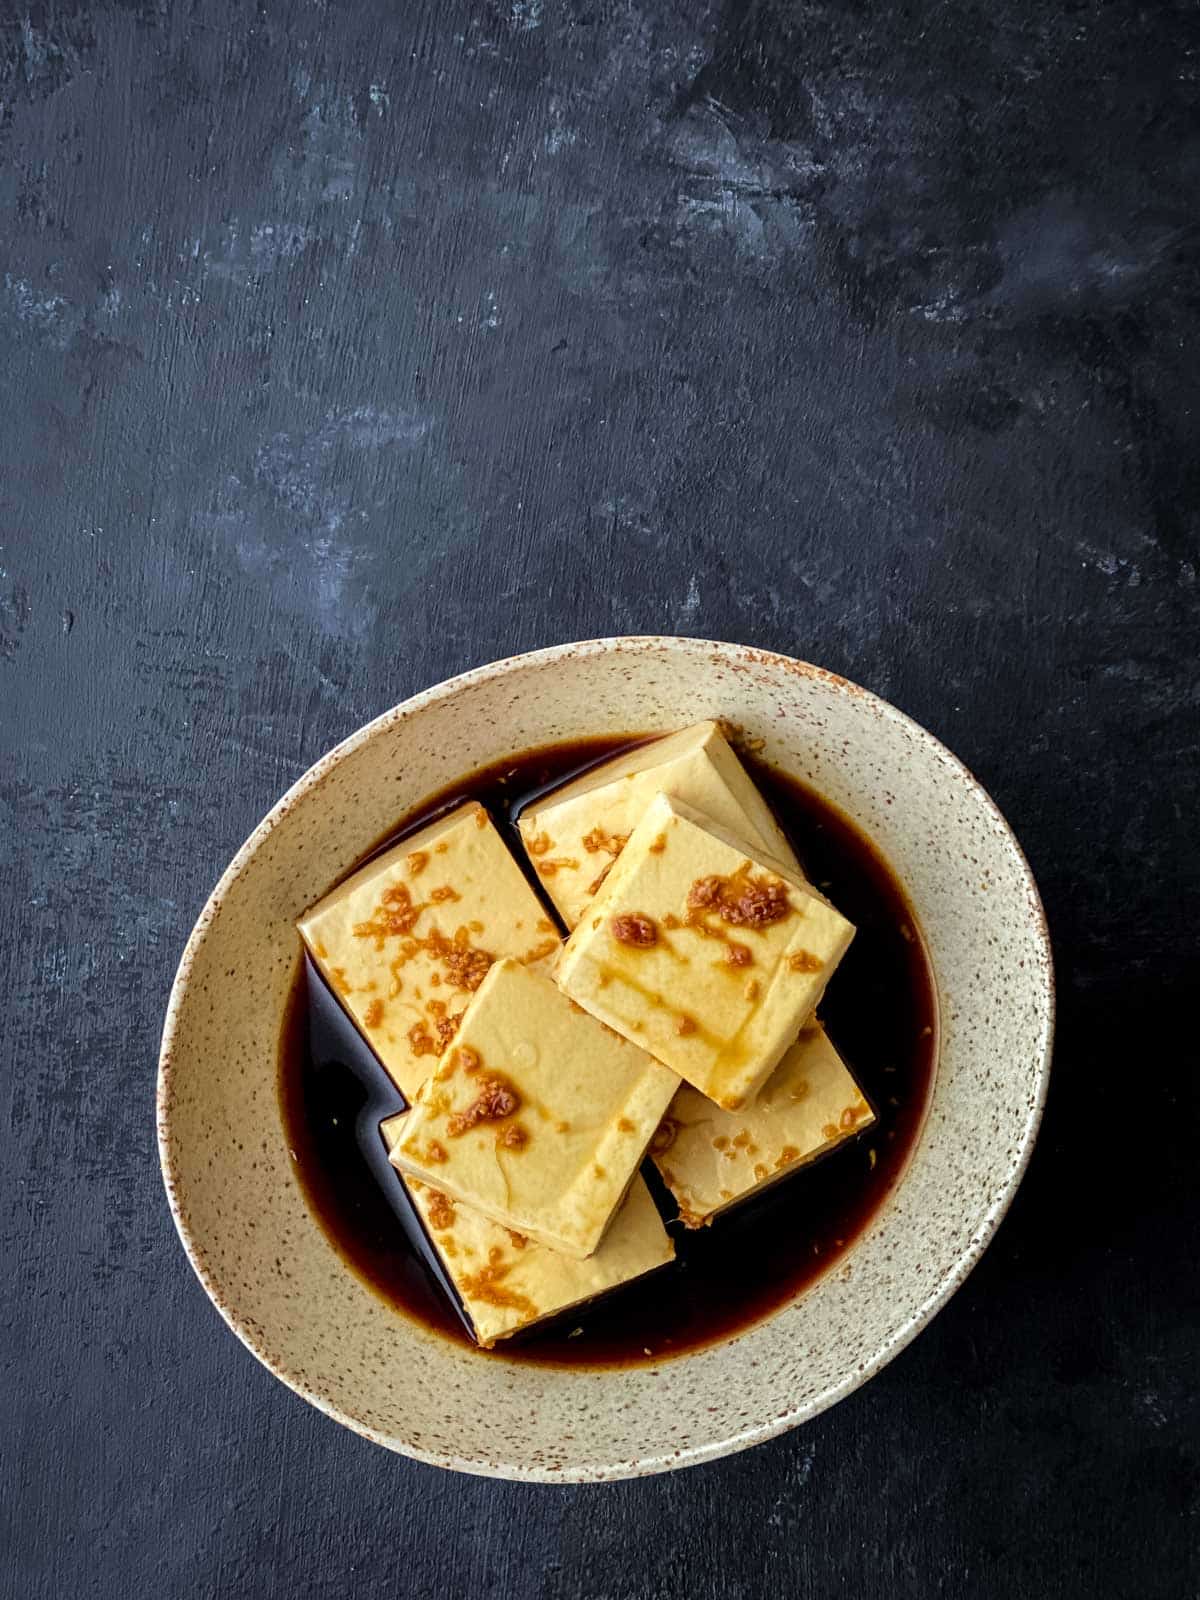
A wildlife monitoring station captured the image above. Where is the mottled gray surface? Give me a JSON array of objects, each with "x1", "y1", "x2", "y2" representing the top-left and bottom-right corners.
[{"x1": 1, "y1": 0, "x2": 1197, "y2": 1595}]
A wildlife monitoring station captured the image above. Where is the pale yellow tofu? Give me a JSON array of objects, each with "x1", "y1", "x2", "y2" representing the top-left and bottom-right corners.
[
  {"x1": 518, "y1": 721, "x2": 799, "y2": 928},
  {"x1": 381, "y1": 1116, "x2": 673, "y2": 1348},
  {"x1": 387, "y1": 958, "x2": 679, "y2": 1258},
  {"x1": 650, "y1": 1023, "x2": 875, "y2": 1227},
  {"x1": 555, "y1": 793, "x2": 855, "y2": 1111},
  {"x1": 298, "y1": 802, "x2": 560, "y2": 1099}
]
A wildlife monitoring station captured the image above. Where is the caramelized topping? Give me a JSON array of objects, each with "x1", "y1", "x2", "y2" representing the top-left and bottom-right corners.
[
  {"x1": 788, "y1": 950, "x2": 822, "y2": 973},
  {"x1": 458, "y1": 1261, "x2": 537, "y2": 1316},
  {"x1": 425, "y1": 1188, "x2": 456, "y2": 1231},
  {"x1": 675, "y1": 1014, "x2": 697, "y2": 1036},
  {"x1": 648, "y1": 833, "x2": 667, "y2": 854},
  {"x1": 611, "y1": 913, "x2": 659, "y2": 947},
  {"x1": 364, "y1": 997, "x2": 385, "y2": 1029},
  {"x1": 430, "y1": 884, "x2": 461, "y2": 903},
  {"x1": 424, "y1": 1139, "x2": 448, "y2": 1164},
  {"x1": 407, "y1": 1020, "x2": 438, "y2": 1057},
  {"x1": 687, "y1": 865, "x2": 792, "y2": 929},
  {"x1": 585, "y1": 862, "x2": 616, "y2": 897},
  {"x1": 447, "y1": 1074, "x2": 523, "y2": 1137},
  {"x1": 407, "y1": 850, "x2": 429, "y2": 876},
  {"x1": 435, "y1": 1010, "x2": 464, "y2": 1050},
  {"x1": 582, "y1": 826, "x2": 630, "y2": 858},
  {"x1": 535, "y1": 856, "x2": 580, "y2": 877},
  {"x1": 521, "y1": 937, "x2": 561, "y2": 964},
  {"x1": 718, "y1": 718, "x2": 767, "y2": 756},
  {"x1": 496, "y1": 1122, "x2": 529, "y2": 1150},
  {"x1": 454, "y1": 1044, "x2": 481, "y2": 1074},
  {"x1": 353, "y1": 882, "x2": 495, "y2": 997},
  {"x1": 723, "y1": 941, "x2": 752, "y2": 968},
  {"x1": 353, "y1": 883, "x2": 422, "y2": 945},
  {"x1": 526, "y1": 831, "x2": 553, "y2": 856},
  {"x1": 426, "y1": 928, "x2": 493, "y2": 991}
]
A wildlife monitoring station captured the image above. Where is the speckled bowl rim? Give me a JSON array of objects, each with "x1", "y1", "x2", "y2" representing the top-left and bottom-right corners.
[{"x1": 158, "y1": 636, "x2": 1054, "y2": 1480}]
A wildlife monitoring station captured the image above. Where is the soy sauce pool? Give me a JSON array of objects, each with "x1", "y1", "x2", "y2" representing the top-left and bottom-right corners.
[{"x1": 279, "y1": 736, "x2": 938, "y2": 1368}]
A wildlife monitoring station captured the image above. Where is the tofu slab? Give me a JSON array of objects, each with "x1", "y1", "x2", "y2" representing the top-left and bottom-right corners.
[
  {"x1": 387, "y1": 958, "x2": 679, "y2": 1258},
  {"x1": 650, "y1": 1023, "x2": 875, "y2": 1227},
  {"x1": 518, "y1": 720, "x2": 799, "y2": 928},
  {"x1": 381, "y1": 1115, "x2": 673, "y2": 1347},
  {"x1": 555, "y1": 793, "x2": 855, "y2": 1111},
  {"x1": 297, "y1": 801, "x2": 560, "y2": 1100}
]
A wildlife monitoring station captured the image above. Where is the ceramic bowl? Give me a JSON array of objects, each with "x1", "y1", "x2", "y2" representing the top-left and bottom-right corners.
[{"x1": 157, "y1": 637, "x2": 1053, "y2": 1481}]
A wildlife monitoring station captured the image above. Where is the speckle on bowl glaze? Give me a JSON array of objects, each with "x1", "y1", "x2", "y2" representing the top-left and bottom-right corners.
[{"x1": 157, "y1": 637, "x2": 1053, "y2": 1482}]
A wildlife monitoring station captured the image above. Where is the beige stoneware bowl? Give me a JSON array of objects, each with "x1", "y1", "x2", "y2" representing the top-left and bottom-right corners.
[{"x1": 158, "y1": 637, "x2": 1053, "y2": 1481}]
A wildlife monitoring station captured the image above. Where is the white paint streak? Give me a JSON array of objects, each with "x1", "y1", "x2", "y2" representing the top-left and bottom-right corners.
[
  {"x1": 668, "y1": 103, "x2": 820, "y2": 262},
  {"x1": 1079, "y1": 542, "x2": 1143, "y2": 586},
  {"x1": 912, "y1": 291, "x2": 969, "y2": 323},
  {"x1": 544, "y1": 98, "x2": 578, "y2": 156},
  {"x1": 1, "y1": 274, "x2": 80, "y2": 348},
  {"x1": 767, "y1": 1445, "x2": 816, "y2": 1525},
  {"x1": 1139, "y1": 1390, "x2": 1168, "y2": 1428},
  {"x1": 198, "y1": 220, "x2": 316, "y2": 282},
  {"x1": 510, "y1": 0, "x2": 543, "y2": 30}
]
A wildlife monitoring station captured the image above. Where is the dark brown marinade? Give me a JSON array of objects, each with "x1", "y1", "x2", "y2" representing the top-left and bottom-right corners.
[{"x1": 278, "y1": 735, "x2": 937, "y2": 1369}]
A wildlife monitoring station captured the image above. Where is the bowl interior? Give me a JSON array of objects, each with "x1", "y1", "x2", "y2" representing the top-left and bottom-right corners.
[{"x1": 158, "y1": 638, "x2": 1051, "y2": 1480}]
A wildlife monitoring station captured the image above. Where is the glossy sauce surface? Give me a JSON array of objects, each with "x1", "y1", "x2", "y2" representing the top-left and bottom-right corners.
[{"x1": 279, "y1": 736, "x2": 937, "y2": 1368}]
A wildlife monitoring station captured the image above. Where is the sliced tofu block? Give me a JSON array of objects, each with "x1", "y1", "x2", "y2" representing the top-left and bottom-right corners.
[
  {"x1": 381, "y1": 1114, "x2": 674, "y2": 1348},
  {"x1": 297, "y1": 801, "x2": 560, "y2": 1100},
  {"x1": 518, "y1": 720, "x2": 799, "y2": 928},
  {"x1": 650, "y1": 1023, "x2": 875, "y2": 1226},
  {"x1": 555, "y1": 793, "x2": 855, "y2": 1111},
  {"x1": 387, "y1": 959, "x2": 679, "y2": 1259}
]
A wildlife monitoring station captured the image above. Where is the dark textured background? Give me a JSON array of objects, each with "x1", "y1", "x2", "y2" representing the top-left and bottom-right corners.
[{"x1": 2, "y1": 1, "x2": 1198, "y2": 1595}]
